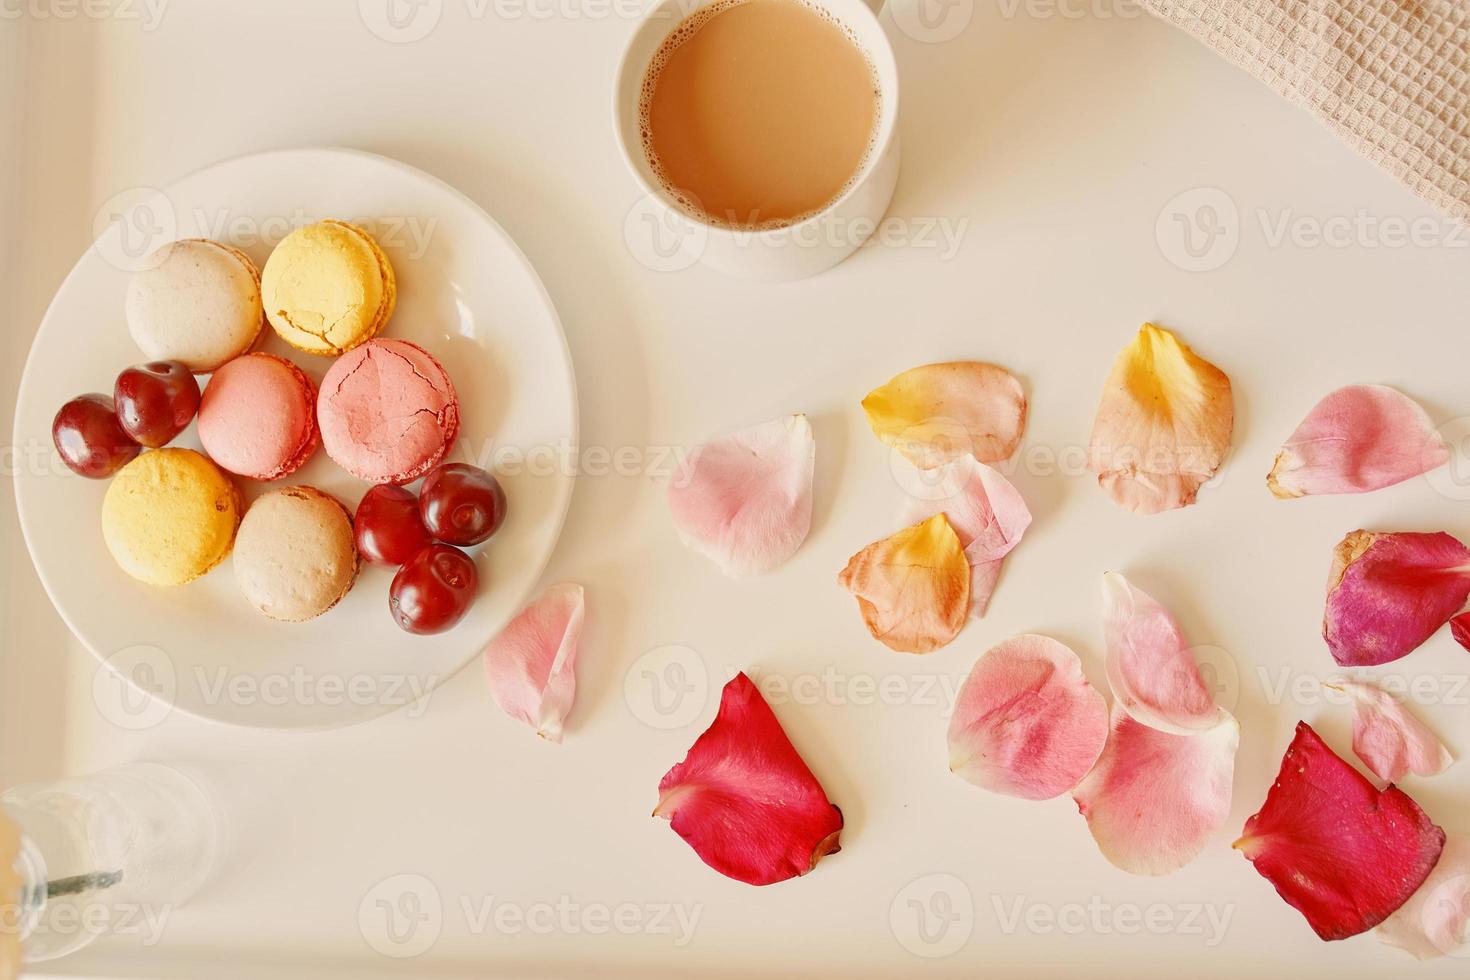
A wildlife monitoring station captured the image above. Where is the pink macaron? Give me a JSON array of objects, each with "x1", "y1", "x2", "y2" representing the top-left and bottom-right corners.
[
  {"x1": 317, "y1": 338, "x2": 460, "y2": 485},
  {"x1": 198, "y1": 353, "x2": 319, "y2": 480}
]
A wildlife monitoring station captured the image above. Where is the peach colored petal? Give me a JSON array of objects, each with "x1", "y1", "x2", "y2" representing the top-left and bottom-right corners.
[
  {"x1": 862, "y1": 362, "x2": 1026, "y2": 469},
  {"x1": 1087, "y1": 323, "x2": 1233, "y2": 514},
  {"x1": 483, "y1": 583, "x2": 584, "y2": 742},
  {"x1": 948, "y1": 635, "x2": 1109, "y2": 800},
  {"x1": 0, "y1": 807, "x2": 18, "y2": 980},
  {"x1": 656, "y1": 673, "x2": 843, "y2": 886},
  {"x1": 837, "y1": 514, "x2": 970, "y2": 654},
  {"x1": 1073, "y1": 704, "x2": 1239, "y2": 876},
  {"x1": 1327, "y1": 678, "x2": 1454, "y2": 783},
  {"x1": 1378, "y1": 833, "x2": 1470, "y2": 959},
  {"x1": 1323, "y1": 529, "x2": 1470, "y2": 667},
  {"x1": 900, "y1": 456, "x2": 1031, "y2": 617},
  {"x1": 1268, "y1": 385, "x2": 1448, "y2": 499},
  {"x1": 1101, "y1": 573, "x2": 1224, "y2": 735},
  {"x1": 667, "y1": 414, "x2": 814, "y2": 576}
]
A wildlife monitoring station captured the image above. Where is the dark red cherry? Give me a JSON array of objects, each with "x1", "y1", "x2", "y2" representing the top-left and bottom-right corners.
[
  {"x1": 355, "y1": 485, "x2": 434, "y2": 567},
  {"x1": 389, "y1": 545, "x2": 478, "y2": 635},
  {"x1": 419, "y1": 463, "x2": 507, "y2": 546},
  {"x1": 52, "y1": 394, "x2": 141, "y2": 478},
  {"x1": 114, "y1": 360, "x2": 200, "y2": 448}
]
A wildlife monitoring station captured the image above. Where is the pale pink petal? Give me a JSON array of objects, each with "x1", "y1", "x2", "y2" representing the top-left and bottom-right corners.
[
  {"x1": 1324, "y1": 530, "x2": 1470, "y2": 667},
  {"x1": 1268, "y1": 385, "x2": 1449, "y2": 498},
  {"x1": 1378, "y1": 833, "x2": 1470, "y2": 959},
  {"x1": 667, "y1": 414, "x2": 814, "y2": 576},
  {"x1": 1101, "y1": 573, "x2": 1223, "y2": 734},
  {"x1": 1329, "y1": 678, "x2": 1454, "y2": 782},
  {"x1": 1073, "y1": 704, "x2": 1239, "y2": 876},
  {"x1": 900, "y1": 456, "x2": 1032, "y2": 616},
  {"x1": 483, "y1": 583, "x2": 584, "y2": 742},
  {"x1": 947, "y1": 635, "x2": 1109, "y2": 800}
]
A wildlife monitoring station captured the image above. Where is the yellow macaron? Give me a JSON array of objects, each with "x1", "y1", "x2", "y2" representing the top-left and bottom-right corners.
[
  {"x1": 260, "y1": 220, "x2": 397, "y2": 355},
  {"x1": 102, "y1": 448, "x2": 242, "y2": 586}
]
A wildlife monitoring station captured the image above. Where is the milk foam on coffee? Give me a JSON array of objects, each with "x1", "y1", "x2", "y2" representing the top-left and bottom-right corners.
[{"x1": 639, "y1": 0, "x2": 881, "y2": 230}]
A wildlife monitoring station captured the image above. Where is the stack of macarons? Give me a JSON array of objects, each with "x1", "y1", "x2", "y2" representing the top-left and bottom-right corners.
[{"x1": 56, "y1": 216, "x2": 482, "y2": 630}]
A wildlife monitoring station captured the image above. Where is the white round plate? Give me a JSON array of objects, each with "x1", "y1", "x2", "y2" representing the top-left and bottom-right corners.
[{"x1": 14, "y1": 148, "x2": 577, "y2": 729}]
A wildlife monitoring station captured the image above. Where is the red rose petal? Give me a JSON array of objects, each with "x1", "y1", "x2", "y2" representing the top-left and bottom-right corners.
[
  {"x1": 1323, "y1": 530, "x2": 1470, "y2": 667},
  {"x1": 1235, "y1": 721, "x2": 1447, "y2": 941},
  {"x1": 655, "y1": 673, "x2": 843, "y2": 886}
]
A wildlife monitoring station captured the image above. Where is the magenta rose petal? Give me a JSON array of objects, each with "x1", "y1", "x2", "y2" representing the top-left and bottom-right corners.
[{"x1": 1323, "y1": 530, "x2": 1470, "y2": 667}]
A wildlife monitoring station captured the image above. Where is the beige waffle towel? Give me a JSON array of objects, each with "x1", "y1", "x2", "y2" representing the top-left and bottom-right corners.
[{"x1": 1140, "y1": 0, "x2": 1470, "y2": 225}]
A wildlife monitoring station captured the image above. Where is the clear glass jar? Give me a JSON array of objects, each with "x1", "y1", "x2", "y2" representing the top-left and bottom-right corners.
[{"x1": 2, "y1": 762, "x2": 218, "y2": 962}]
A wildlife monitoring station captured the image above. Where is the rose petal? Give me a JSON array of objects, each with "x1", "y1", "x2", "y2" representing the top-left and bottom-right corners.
[
  {"x1": 1072, "y1": 704, "x2": 1239, "y2": 875},
  {"x1": 667, "y1": 414, "x2": 814, "y2": 576},
  {"x1": 899, "y1": 456, "x2": 1032, "y2": 616},
  {"x1": 1235, "y1": 721, "x2": 1447, "y2": 941},
  {"x1": 1453, "y1": 610, "x2": 1470, "y2": 653},
  {"x1": 1101, "y1": 572, "x2": 1224, "y2": 734},
  {"x1": 1323, "y1": 530, "x2": 1470, "y2": 667},
  {"x1": 1327, "y1": 678, "x2": 1454, "y2": 783},
  {"x1": 655, "y1": 672, "x2": 843, "y2": 886},
  {"x1": 837, "y1": 514, "x2": 970, "y2": 654},
  {"x1": 862, "y1": 362, "x2": 1026, "y2": 469},
  {"x1": 0, "y1": 806, "x2": 19, "y2": 980},
  {"x1": 483, "y1": 583, "x2": 585, "y2": 743},
  {"x1": 1087, "y1": 323, "x2": 1233, "y2": 514},
  {"x1": 1378, "y1": 833, "x2": 1470, "y2": 959},
  {"x1": 948, "y1": 635, "x2": 1109, "y2": 800},
  {"x1": 1268, "y1": 385, "x2": 1449, "y2": 498}
]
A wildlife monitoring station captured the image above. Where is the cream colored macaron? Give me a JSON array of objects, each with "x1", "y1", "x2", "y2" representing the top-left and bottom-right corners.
[
  {"x1": 233, "y1": 486, "x2": 359, "y2": 622},
  {"x1": 260, "y1": 220, "x2": 396, "y2": 356},
  {"x1": 126, "y1": 240, "x2": 264, "y2": 373}
]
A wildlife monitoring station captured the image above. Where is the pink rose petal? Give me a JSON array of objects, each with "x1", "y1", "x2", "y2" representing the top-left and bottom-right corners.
[
  {"x1": 1072, "y1": 704, "x2": 1239, "y2": 875},
  {"x1": 1378, "y1": 833, "x2": 1470, "y2": 959},
  {"x1": 1328, "y1": 678, "x2": 1453, "y2": 783},
  {"x1": 1268, "y1": 385, "x2": 1449, "y2": 498},
  {"x1": 1101, "y1": 573, "x2": 1223, "y2": 734},
  {"x1": 483, "y1": 583, "x2": 585, "y2": 742},
  {"x1": 900, "y1": 456, "x2": 1032, "y2": 617},
  {"x1": 1324, "y1": 530, "x2": 1470, "y2": 667},
  {"x1": 656, "y1": 673, "x2": 843, "y2": 886},
  {"x1": 667, "y1": 414, "x2": 814, "y2": 576},
  {"x1": 947, "y1": 635, "x2": 1109, "y2": 800}
]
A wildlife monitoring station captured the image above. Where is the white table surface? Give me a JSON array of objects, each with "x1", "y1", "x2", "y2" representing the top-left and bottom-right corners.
[{"x1": 3, "y1": 1, "x2": 1470, "y2": 977}]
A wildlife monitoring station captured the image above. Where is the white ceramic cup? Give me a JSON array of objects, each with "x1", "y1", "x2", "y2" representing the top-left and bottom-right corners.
[{"x1": 613, "y1": 0, "x2": 901, "y2": 282}]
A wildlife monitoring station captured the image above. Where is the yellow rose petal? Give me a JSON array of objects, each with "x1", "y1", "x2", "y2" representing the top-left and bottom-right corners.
[
  {"x1": 838, "y1": 514, "x2": 971, "y2": 654},
  {"x1": 862, "y1": 362, "x2": 1026, "y2": 469},
  {"x1": 1087, "y1": 323, "x2": 1233, "y2": 514}
]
